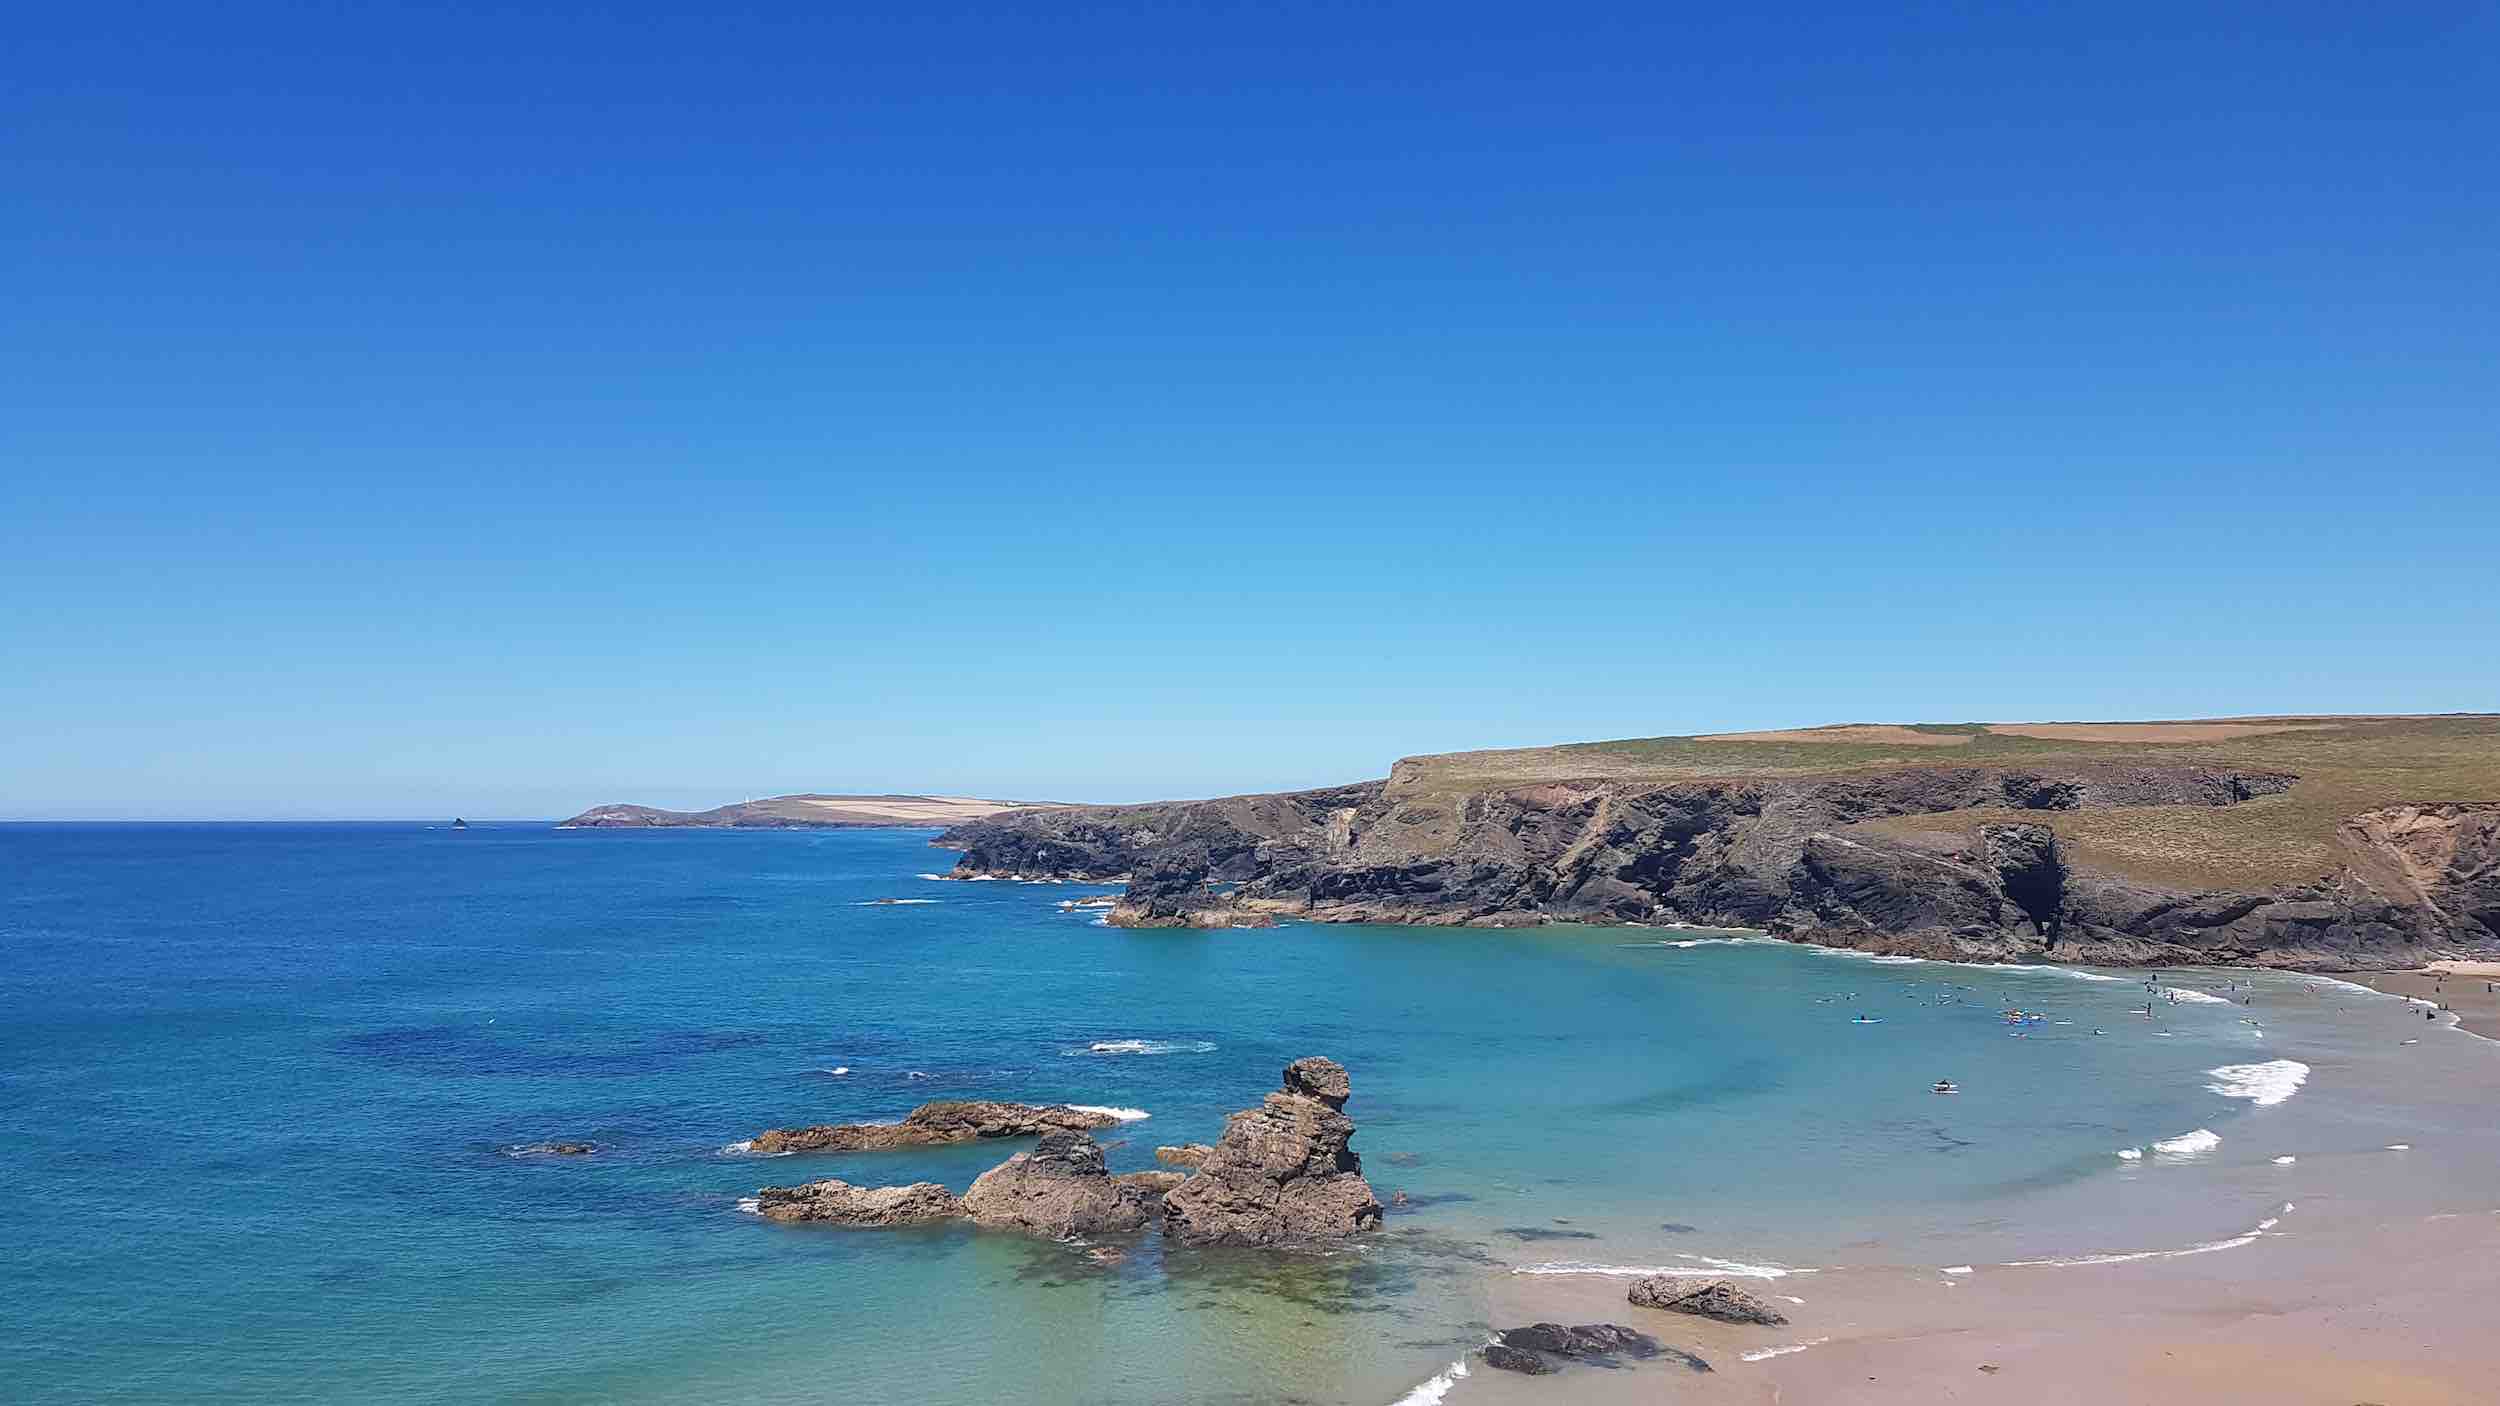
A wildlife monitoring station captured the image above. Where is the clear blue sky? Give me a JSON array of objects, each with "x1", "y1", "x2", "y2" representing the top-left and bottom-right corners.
[{"x1": 6, "y1": 2, "x2": 2495, "y2": 818}]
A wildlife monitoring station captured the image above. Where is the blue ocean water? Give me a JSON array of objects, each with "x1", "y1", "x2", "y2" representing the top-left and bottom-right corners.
[{"x1": 0, "y1": 824, "x2": 2348, "y2": 1403}]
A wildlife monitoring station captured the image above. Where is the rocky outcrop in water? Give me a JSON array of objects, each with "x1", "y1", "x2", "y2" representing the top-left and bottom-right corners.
[
  {"x1": 1627, "y1": 1276, "x2": 1788, "y2": 1325},
  {"x1": 508, "y1": 1141, "x2": 596, "y2": 1157},
  {"x1": 746, "y1": 1101, "x2": 1120, "y2": 1155},
  {"x1": 1162, "y1": 1057, "x2": 1383, "y2": 1247},
  {"x1": 936, "y1": 754, "x2": 2500, "y2": 967},
  {"x1": 1155, "y1": 1143, "x2": 1213, "y2": 1168},
  {"x1": 1479, "y1": 1323, "x2": 1679, "y2": 1376},
  {"x1": 750, "y1": 1178, "x2": 966, "y2": 1226},
  {"x1": 961, "y1": 1131, "x2": 1160, "y2": 1237}
]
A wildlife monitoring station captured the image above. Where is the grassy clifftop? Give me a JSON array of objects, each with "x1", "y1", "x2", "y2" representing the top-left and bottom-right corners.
[{"x1": 1392, "y1": 715, "x2": 2500, "y2": 892}]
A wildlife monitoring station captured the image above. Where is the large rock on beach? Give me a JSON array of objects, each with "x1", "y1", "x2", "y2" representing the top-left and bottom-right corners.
[
  {"x1": 961, "y1": 1131, "x2": 1159, "y2": 1237},
  {"x1": 1479, "y1": 1323, "x2": 1672, "y2": 1375},
  {"x1": 751, "y1": 1178, "x2": 965, "y2": 1227},
  {"x1": 746, "y1": 1100, "x2": 1120, "y2": 1155},
  {"x1": 1162, "y1": 1057, "x2": 1383, "y2": 1247},
  {"x1": 1627, "y1": 1276, "x2": 1789, "y2": 1325}
]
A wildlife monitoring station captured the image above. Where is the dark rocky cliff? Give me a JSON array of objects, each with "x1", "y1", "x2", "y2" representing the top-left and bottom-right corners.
[{"x1": 935, "y1": 766, "x2": 2500, "y2": 969}]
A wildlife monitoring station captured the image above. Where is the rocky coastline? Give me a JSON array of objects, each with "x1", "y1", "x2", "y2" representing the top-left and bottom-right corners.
[{"x1": 933, "y1": 762, "x2": 2500, "y2": 969}]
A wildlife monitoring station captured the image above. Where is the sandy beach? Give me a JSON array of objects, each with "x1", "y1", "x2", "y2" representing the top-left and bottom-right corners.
[
  {"x1": 1464, "y1": 1204, "x2": 2500, "y2": 1405},
  {"x1": 1434, "y1": 966, "x2": 2500, "y2": 1406},
  {"x1": 2337, "y1": 963, "x2": 2500, "y2": 1040}
]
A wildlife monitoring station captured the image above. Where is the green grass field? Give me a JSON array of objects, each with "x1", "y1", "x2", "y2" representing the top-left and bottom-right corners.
[{"x1": 1393, "y1": 715, "x2": 2500, "y2": 892}]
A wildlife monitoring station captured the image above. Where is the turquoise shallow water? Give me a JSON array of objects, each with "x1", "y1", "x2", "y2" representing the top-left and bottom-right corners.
[{"x1": 0, "y1": 824, "x2": 2413, "y2": 1403}]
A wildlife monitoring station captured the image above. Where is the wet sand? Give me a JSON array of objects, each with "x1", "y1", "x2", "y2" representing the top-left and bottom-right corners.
[
  {"x1": 1464, "y1": 1208, "x2": 2500, "y2": 1405},
  {"x1": 2339, "y1": 965, "x2": 2500, "y2": 1040}
]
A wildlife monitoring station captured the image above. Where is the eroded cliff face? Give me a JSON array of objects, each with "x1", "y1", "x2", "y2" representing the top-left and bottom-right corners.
[{"x1": 936, "y1": 766, "x2": 2500, "y2": 969}]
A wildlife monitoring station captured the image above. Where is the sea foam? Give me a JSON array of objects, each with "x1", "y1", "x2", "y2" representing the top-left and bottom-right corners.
[
  {"x1": 1994, "y1": 963, "x2": 2130, "y2": 983},
  {"x1": 2003, "y1": 1205, "x2": 2288, "y2": 1268},
  {"x1": 1065, "y1": 1039, "x2": 1217, "y2": 1056},
  {"x1": 2151, "y1": 1128, "x2": 2223, "y2": 1161},
  {"x1": 2205, "y1": 1059, "x2": 2309, "y2": 1106},
  {"x1": 1740, "y1": 1338, "x2": 1831, "y2": 1362},
  {"x1": 1067, "y1": 1105, "x2": 1151, "y2": 1122},
  {"x1": 1386, "y1": 1354, "x2": 1472, "y2": 1406},
  {"x1": 1511, "y1": 1255, "x2": 1803, "y2": 1280},
  {"x1": 2165, "y1": 987, "x2": 2232, "y2": 1005}
]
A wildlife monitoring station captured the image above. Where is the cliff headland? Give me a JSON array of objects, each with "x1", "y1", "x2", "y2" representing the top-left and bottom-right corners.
[{"x1": 935, "y1": 715, "x2": 2500, "y2": 969}]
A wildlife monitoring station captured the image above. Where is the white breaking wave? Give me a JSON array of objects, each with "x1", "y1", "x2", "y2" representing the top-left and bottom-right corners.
[
  {"x1": 915, "y1": 872, "x2": 948, "y2": 880},
  {"x1": 1804, "y1": 947, "x2": 1927, "y2": 964},
  {"x1": 1511, "y1": 1255, "x2": 1804, "y2": 1280},
  {"x1": 857, "y1": 898, "x2": 941, "y2": 905},
  {"x1": 2119, "y1": 1127, "x2": 2223, "y2": 1162},
  {"x1": 1741, "y1": 1338, "x2": 1831, "y2": 1362},
  {"x1": 2206, "y1": 1059, "x2": 2310, "y2": 1106},
  {"x1": 734, "y1": 1196, "x2": 761, "y2": 1215},
  {"x1": 1386, "y1": 1354, "x2": 1472, "y2": 1406},
  {"x1": 2386, "y1": 1143, "x2": 2411, "y2": 1151},
  {"x1": 2005, "y1": 1233, "x2": 2259, "y2": 1267},
  {"x1": 2165, "y1": 987, "x2": 2232, "y2": 1005},
  {"x1": 2007, "y1": 1203, "x2": 2292, "y2": 1268},
  {"x1": 1994, "y1": 963, "x2": 2131, "y2": 983},
  {"x1": 1065, "y1": 1039, "x2": 1217, "y2": 1056},
  {"x1": 1067, "y1": 1105, "x2": 1151, "y2": 1122},
  {"x1": 2152, "y1": 1128, "x2": 2223, "y2": 1161},
  {"x1": 1940, "y1": 1265, "x2": 1974, "y2": 1275},
  {"x1": 2272, "y1": 1155, "x2": 2296, "y2": 1164},
  {"x1": 821, "y1": 1066, "x2": 850, "y2": 1076}
]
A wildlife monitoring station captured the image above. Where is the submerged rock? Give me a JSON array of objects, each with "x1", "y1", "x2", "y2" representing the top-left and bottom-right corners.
[
  {"x1": 1627, "y1": 1276, "x2": 1789, "y2": 1325},
  {"x1": 509, "y1": 1141, "x2": 596, "y2": 1157},
  {"x1": 751, "y1": 1178, "x2": 966, "y2": 1227},
  {"x1": 1162, "y1": 1057, "x2": 1383, "y2": 1247},
  {"x1": 1154, "y1": 1143, "x2": 1213, "y2": 1168},
  {"x1": 962, "y1": 1131, "x2": 1158, "y2": 1237},
  {"x1": 747, "y1": 1101, "x2": 1120, "y2": 1155}
]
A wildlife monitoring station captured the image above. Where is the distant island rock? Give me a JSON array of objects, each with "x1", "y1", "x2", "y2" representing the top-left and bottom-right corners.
[{"x1": 558, "y1": 794, "x2": 1048, "y2": 830}]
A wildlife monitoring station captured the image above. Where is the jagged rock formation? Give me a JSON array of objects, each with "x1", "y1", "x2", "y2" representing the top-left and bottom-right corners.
[
  {"x1": 746, "y1": 1101, "x2": 1120, "y2": 1155},
  {"x1": 750, "y1": 1178, "x2": 966, "y2": 1226},
  {"x1": 1479, "y1": 1323, "x2": 1680, "y2": 1376},
  {"x1": 936, "y1": 724, "x2": 2500, "y2": 968},
  {"x1": 961, "y1": 1131, "x2": 1159, "y2": 1237},
  {"x1": 1627, "y1": 1276, "x2": 1789, "y2": 1325},
  {"x1": 1154, "y1": 1143, "x2": 1213, "y2": 1168},
  {"x1": 1162, "y1": 1057, "x2": 1383, "y2": 1247}
]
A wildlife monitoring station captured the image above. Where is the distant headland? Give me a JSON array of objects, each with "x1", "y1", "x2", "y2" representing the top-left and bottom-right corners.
[{"x1": 558, "y1": 794, "x2": 1045, "y2": 829}]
